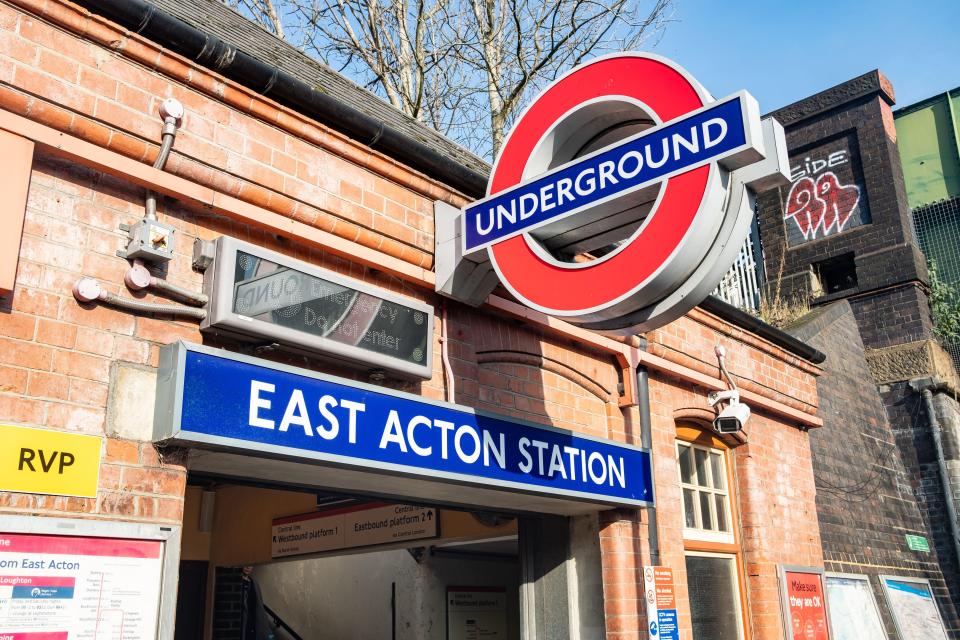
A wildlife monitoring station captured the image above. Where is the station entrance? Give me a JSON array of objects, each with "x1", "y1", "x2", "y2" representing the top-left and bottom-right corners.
[{"x1": 174, "y1": 477, "x2": 529, "y2": 640}]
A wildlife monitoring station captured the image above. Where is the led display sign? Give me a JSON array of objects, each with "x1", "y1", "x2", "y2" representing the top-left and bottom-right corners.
[{"x1": 201, "y1": 236, "x2": 433, "y2": 380}]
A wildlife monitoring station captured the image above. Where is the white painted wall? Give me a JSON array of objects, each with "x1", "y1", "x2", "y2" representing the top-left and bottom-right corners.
[{"x1": 254, "y1": 548, "x2": 520, "y2": 640}]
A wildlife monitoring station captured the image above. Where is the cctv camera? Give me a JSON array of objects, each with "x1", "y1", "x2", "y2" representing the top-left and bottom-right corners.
[{"x1": 714, "y1": 402, "x2": 750, "y2": 434}]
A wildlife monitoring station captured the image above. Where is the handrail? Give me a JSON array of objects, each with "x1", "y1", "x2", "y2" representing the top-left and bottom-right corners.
[{"x1": 263, "y1": 603, "x2": 305, "y2": 640}]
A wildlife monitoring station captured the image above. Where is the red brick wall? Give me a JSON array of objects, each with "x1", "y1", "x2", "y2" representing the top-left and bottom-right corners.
[
  {"x1": 598, "y1": 353, "x2": 822, "y2": 640},
  {"x1": 0, "y1": 2, "x2": 823, "y2": 638}
]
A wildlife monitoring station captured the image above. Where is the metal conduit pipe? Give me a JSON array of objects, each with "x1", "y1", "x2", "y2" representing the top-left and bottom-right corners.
[
  {"x1": 915, "y1": 379, "x2": 960, "y2": 570},
  {"x1": 73, "y1": 278, "x2": 207, "y2": 320},
  {"x1": 144, "y1": 100, "x2": 183, "y2": 220},
  {"x1": 440, "y1": 300, "x2": 456, "y2": 403},
  {"x1": 72, "y1": 0, "x2": 489, "y2": 198},
  {"x1": 124, "y1": 261, "x2": 208, "y2": 306},
  {"x1": 148, "y1": 277, "x2": 209, "y2": 306},
  {"x1": 97, "y1": 290, "x2": 207, "y2": 320},
  {"x1": 637, "y1": 338, "x2": 660, "y2": 566}
]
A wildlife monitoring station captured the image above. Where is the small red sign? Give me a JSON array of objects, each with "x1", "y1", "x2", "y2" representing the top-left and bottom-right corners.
[
  {"x1": 653, "y1": 567, "x2": 675, "y2": 609},
  {"x1": 784, "y1": 570, "x2": 830, "y2": 640}
]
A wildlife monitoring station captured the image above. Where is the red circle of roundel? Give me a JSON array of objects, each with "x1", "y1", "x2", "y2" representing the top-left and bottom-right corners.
[{"x1": 488, "y1": 55, "x2": 710, "y2": 314}]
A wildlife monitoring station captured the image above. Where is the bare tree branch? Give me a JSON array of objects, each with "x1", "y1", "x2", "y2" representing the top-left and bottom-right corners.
[{"x1": 223, "y1": 0, "x2": 674, "y2": 159}]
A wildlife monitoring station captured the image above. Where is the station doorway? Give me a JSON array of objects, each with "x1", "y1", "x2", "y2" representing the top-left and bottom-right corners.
[{"x1": 175, "y1": 478, "x2": 526, "y2": 640}]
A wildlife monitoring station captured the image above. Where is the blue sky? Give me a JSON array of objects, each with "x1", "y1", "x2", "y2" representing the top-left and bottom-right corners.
[{"x1": 655, "y1": 0, "x2": 960, "y2": 113}]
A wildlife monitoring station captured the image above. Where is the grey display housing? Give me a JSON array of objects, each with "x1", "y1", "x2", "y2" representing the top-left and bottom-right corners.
[{"x1": 200, "y1": 236, "x2": 434, "y2": 380}]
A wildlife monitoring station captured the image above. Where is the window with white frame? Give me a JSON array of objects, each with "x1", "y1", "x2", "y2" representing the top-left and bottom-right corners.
[{"x1": 677, "y1": 441, "x2": 733, "y2": 541}]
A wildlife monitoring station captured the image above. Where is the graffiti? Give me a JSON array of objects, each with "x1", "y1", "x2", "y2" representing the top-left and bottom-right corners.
[
  {"x1": 789, "y1": 150, "x2": 849, "y2": 182},
  {"x1": 784, "y1": 172, "x2": 861, "y2": 240}
]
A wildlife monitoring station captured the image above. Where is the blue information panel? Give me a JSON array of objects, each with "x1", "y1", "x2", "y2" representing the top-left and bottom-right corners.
[
  {"x1": 156, "y1": 343, "x2": 653, "y2": 507},
  {"x1": 656, "y1": 609, "x2": 678, "y2": 640},
  {"x1": 463, "y1": 94, "x2": 749, "y2": 253}
]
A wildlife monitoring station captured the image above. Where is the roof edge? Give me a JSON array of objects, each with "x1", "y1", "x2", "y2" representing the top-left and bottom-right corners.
[
  {"x1": 766, "y1": 69, "x2": 895, "y2": 128},
  {"x1": 72, "y1": 0, "x2": 490, "y2": 198},
  {"x1": 699, "y1": 296, "x2": 827, "y2": 364}
]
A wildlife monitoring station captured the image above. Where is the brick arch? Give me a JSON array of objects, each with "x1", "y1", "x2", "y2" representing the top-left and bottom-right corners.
[
  {"x1": 476, "y1": 349, "x2": 615, "y2": 402},
  {"x1": 675, "y1": 408, "x2": 747, "y2": 448},
  {"x1": 673, "y1": 407, "x2": 716, "y2": 428}
]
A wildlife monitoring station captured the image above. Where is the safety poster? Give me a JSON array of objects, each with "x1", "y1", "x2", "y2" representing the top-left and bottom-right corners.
[
  {"x1": 0, "y1": 532, "x2": 163, "y2": 639},
  {"x1": 781, "y1": 568, "x2": 831, "y2": 640}
]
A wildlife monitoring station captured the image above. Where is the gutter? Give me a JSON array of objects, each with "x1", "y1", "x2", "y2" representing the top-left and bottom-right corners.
[
  {"x1": 70, "y1": 0, "x2": 489, "y2": 199},
  {"x1": 636, "y1": 346, "x2": 660, "y2": 566},
  {"x1": 700, "y1": 296, "x2": 827, "y2": 364},
  {"x1": 67, "y1": 0, "x2": 825, "y2": 370}
]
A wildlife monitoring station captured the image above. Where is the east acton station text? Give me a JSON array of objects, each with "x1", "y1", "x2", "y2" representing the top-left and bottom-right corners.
[{"x1": 247, "y1": 380, "x2": 628, "y2": 489}]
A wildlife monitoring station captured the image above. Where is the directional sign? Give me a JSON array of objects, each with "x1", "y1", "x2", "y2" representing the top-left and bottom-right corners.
[{"x1": 271, "y1": 502, "x2": 438, "y2": 558}]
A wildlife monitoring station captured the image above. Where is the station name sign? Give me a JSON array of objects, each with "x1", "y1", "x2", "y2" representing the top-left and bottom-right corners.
[{"x1": 154, "y1": 342, "x2": 653, "y2": 507}]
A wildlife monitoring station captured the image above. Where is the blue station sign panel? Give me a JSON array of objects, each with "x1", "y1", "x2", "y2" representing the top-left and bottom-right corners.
[
  {"x1": 463, "y1": 93, "x2": 751, "y2": 253},
  {"x1": 154, "y1": 342, "x2": 653, "y2": 508}
]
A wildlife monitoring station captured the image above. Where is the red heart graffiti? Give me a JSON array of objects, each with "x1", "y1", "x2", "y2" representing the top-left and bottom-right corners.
[
  {"x1": 816, "y1": 172, "x2": 860, "y2": 234},
  {"x1": 784, "y1": 173, "x2": 861, "y2": 240},
  {"x1": 784, "y1": 177, "x2": 823, "y2": 240}
]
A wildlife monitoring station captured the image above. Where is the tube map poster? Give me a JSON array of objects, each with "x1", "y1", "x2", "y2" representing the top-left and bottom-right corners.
[
  {"x1": 0, "y1": 532, "x2": 163, "y2": 639},
  {"x1": 881, "y1": 577, "x2": 949, "y2": 640},
  {"x1": 824, "y1": 575, "x2": 885, "y2": 640}
]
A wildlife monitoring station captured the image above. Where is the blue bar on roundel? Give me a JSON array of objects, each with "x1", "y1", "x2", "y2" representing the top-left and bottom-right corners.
[{"x1": 462, "y1": 95, "x2": 747, "y2": 253}]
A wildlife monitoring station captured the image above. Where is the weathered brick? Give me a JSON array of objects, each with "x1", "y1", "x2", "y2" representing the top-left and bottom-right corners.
[
  {"x1": 104, "y1": 438, "x2": 140, "y2": 464},
  {"x1": 0, "y1": 393, "x2": 45, "y2": 425},
  {"x1": 121, "y1": 467, "x2": 186, "y2": 496},
  {"x1": 45, "y1": 402, "x2": 104, "y2": 433},
  {"x1": 52, "y1": 350, "x2": 109, "y2": 380},
  {"x1": 0, "y1": 365, "x2": 28, "y2": 394},
  {"x1": 0, "y1": 312, "x2": 36, "y2": 340},
  {"x1": 0, "y1": 339, "x2": 53, "y2": 370},
  {"x1": 27, "y1": 370, "x2": 70, "y2": 400},
  {"x1": 36, "y1": 318, "x2": 77, "y2": 348}
]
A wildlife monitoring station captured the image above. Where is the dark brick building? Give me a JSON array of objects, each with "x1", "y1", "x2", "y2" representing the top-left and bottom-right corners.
[
  {"x1": 758, "y1": 70, "x2": 932, "y2": 349},
  {"x1": 791, "y1": 301, "x2": 958, "y2": 637},
  {"x1": 757, "y1": 71, "x2": 960, "y2": 638}
]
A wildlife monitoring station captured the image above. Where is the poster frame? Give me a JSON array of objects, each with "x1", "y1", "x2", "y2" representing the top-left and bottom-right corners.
[
  {"x1": 778, "y1": 564, "x2": 833, "y2": 640},
  {"x1": 823, "y1": 572, "x2": 885, "y2": 640},
  {"x1": 0, "y1": 513, "x2": 182, "y2": 640},
  {"x1": 878, "y1": 574, "x2": 950, "y2": 640},
  {"x1": 445, "y1": 585, "x2": 508, "y2": 640}
]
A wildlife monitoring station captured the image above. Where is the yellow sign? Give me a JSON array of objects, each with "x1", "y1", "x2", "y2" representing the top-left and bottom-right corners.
[{"x1": 0, "y1": 424, "x2": 102, "y2": 498}]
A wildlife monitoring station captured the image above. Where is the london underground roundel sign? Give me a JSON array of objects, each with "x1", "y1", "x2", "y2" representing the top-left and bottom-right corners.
[{"x1": 457, "y1": 53, "x2": 789, "y2": 334}]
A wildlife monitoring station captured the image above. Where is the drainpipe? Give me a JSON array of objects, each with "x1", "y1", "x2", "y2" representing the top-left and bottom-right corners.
[
  {"x1": 911, "y1": 376, "x2": 960, "y2": 570},
  {"x1": 637, "y1": 339, "x2": 660, "y2": 566}
]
